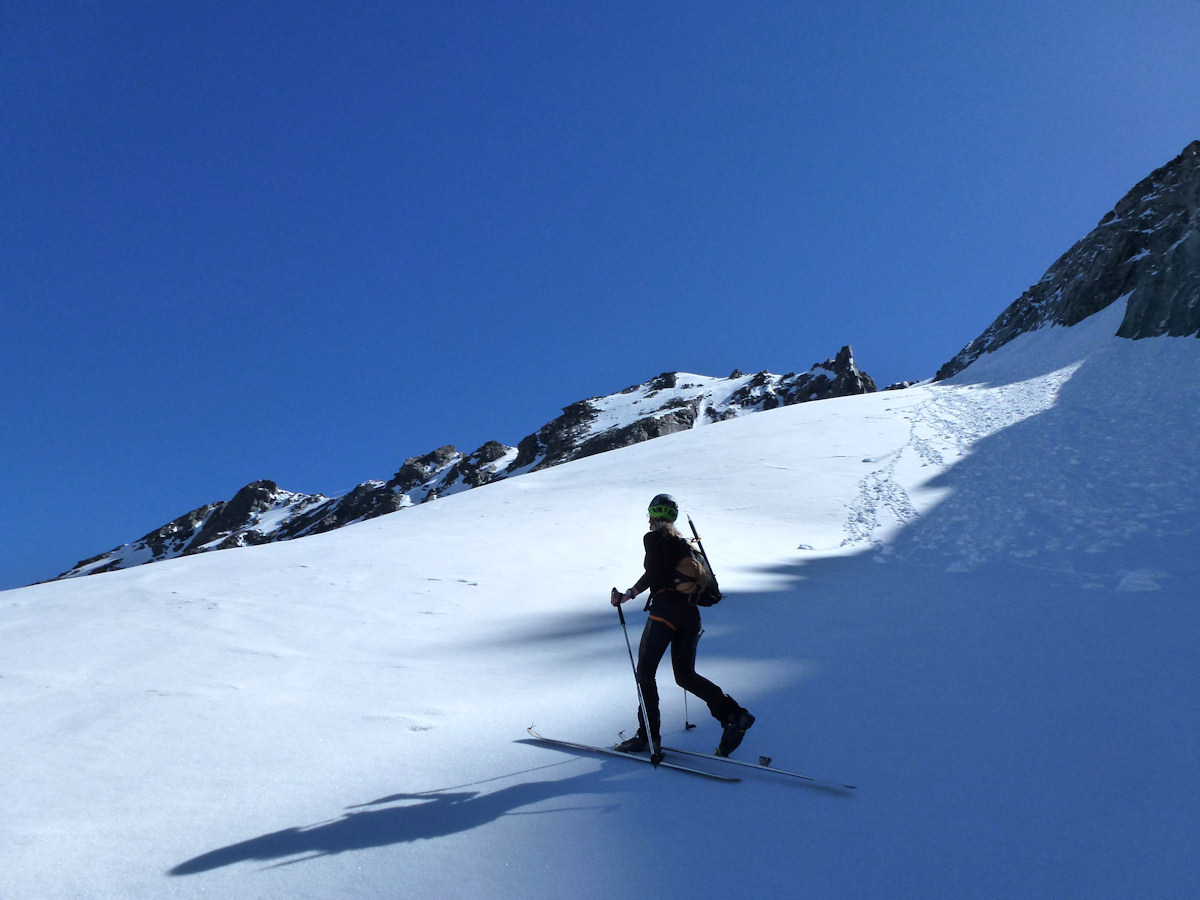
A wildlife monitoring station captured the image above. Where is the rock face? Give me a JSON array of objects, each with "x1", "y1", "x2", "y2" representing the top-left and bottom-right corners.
[
  {"x1": 58, "y1": 347, "x2": 877, "y2": 579},
  {"x1": 937, "y1": 140, "x2": 1200, "y2": 380},
  {"x1": 511, "y1": 346, "x2": 876, "y2": 472},
  {"x1": 65, "y1": 482, "x2": 328, "y2": 577}
]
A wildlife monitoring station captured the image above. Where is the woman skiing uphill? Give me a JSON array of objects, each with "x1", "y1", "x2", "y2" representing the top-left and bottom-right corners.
[{"x1": 611, "y1": 494, "x2": 755, "y2": 759}]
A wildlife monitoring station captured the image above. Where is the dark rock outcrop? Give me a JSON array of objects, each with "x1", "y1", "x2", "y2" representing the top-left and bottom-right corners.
[
  {"x1": 512, "y1": 399, "x2": 600, "y2": 472},
  {"x1": 938, "y1": 140, "x2": 1200, "y2": 380},
  {"x1": 389, "y1": 446, "x2": 461, "y2": 493}
]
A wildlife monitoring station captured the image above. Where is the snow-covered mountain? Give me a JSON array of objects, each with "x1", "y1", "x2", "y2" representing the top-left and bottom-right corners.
[
  {"x1": 4, "y1": 291, "x2": 1198, "y2": 900},
  {"x1": 59, "y1": 140, "x2": 1200, "y2": 585},
  {"x1": 937, "y1": 140, "x2": 1200, "y2": 379},
  {"x1": 58, "y1": 346, "x2": 877, "y2": 580},
  {"x1": 5, "y1": 142, "x2": 1199, "y2": 899}
]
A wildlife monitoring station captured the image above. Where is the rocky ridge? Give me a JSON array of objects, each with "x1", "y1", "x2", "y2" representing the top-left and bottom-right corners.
[
  {"x1": 59, "y1": 347, "x2": 876, "y2": 579},
  {"x1": 937, "y1": 140, "x2": 1200, "y2": 380}
]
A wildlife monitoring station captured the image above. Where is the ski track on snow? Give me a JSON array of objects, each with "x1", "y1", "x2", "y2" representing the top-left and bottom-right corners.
[{"x1": 840, "y1": 365, "x2": 1081, "y2": 550}]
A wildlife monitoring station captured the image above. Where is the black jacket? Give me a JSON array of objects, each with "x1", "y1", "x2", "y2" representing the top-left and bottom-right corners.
[{"x1": 633, "y1": 528, "x2": 701, "y2": 631}]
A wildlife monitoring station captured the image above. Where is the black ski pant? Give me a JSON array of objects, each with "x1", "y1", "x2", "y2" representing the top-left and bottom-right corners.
[{"x1": 635, "y1": 616, "x2": 737, "y2": 743}]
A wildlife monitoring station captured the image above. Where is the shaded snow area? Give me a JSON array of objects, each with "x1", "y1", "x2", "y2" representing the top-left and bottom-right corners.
[{"x1": 3, "y1": 301, "x2": 1198, "y2": 899}]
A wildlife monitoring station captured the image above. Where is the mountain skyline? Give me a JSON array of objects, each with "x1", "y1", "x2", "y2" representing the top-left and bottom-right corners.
[
  {"x1": 5, "y1": 4, "x2": 1200, "y2": 590},
  {"x1": 53, "y1": 346, "x2": 879, "y2": 581},
  {"x1": 39, "y1": 138, "x2": 1200, "y2": 587}
]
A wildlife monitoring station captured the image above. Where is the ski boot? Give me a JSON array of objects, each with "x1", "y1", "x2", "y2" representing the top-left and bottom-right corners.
[
  {"x1": 716, "y1": 707, "x2": 755, "y2": 757},
  {"x1": 614, "y1": 730, "x2": 649, "y2": 753}
]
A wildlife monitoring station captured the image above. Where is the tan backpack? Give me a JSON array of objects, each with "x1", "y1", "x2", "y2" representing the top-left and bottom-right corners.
[{"x1": 673, "y1": 536, "x2": 723, "y2": 606}]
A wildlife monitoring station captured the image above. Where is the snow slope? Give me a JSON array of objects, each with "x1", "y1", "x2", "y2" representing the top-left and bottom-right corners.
[{"x1": 3, "y1": 299, "x2": 1198, "y2": 899}]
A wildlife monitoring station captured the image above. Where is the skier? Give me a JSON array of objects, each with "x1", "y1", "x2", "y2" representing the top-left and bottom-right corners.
[{"x1": 611, "y1": 494, "x2": 755, "y2": 758}]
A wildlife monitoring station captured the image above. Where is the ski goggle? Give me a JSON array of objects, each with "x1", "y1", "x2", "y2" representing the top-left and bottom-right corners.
[{"x1": 648, "y1": 504, "x2": 678, "y2": 521}]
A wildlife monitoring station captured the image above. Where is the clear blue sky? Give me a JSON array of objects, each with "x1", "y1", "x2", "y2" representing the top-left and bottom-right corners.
[{"x1": 3, "y1": 1, "x2": 1199, "y2": 589}]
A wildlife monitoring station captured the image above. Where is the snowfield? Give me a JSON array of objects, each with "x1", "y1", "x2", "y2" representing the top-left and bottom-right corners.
[{"x1": 3, "y1": 300, "x2": 1198, "y2": 899}]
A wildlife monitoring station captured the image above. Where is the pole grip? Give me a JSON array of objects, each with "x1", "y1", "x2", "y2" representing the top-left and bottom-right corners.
[{"x1": 612, "y1": 587, "x2": 626, "y2": 625}]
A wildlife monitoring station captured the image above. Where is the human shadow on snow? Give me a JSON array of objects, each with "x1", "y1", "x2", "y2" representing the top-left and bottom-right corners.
[
  {"x1": 169, "y1": 765, "x2": 617, "y2": 876},
  {"x1": 488, "y1": 608, "x2": 619, "y2": 647}
]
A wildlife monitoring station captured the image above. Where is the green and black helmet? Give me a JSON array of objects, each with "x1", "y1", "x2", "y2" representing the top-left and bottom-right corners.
[{"x1": 648, "y1": 494, "x2": 679, "y2": 522}]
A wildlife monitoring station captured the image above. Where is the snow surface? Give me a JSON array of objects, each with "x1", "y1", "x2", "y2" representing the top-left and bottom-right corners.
[{"x1": 3, "y1": 299, "x2": 1198, "y2": 899}]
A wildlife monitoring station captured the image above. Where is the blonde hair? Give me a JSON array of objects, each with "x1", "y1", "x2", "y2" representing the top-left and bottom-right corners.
[{"x1": 649, "y1": 518, "x2": 683, "y2": 539}]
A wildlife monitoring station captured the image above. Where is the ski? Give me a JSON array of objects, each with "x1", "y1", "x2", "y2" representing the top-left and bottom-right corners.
[
  {"x1": 526, "y1": 728, "x2": 739, "y2": 782},
  {"x1": 661, "y1": 744, "x2": 856, "y2": 791}
]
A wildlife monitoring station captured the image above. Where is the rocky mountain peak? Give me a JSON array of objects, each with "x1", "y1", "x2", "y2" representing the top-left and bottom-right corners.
[
  {"x1": 937, "y1": 140, "x2": 1200, "y2": 380},
  {"x1": 57, "y1": 347, "x2": 878, "y2": 580},
  {"x1": 388, "y1": 446, "x2": 460, "y2": 494}
]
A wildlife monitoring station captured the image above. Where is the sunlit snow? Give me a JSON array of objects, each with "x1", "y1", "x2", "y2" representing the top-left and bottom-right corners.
[{"x1": 3, "y1": 298, "x2": 1197, "y2": 899}]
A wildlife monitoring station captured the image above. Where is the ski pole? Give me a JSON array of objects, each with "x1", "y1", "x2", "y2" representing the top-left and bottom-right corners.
[
  {"x1": 683, "y1": 626, "x2": 704, "y2": 730},
  {"x1": 612, "y1": 588, "x2": 661, "y2": 766}
]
